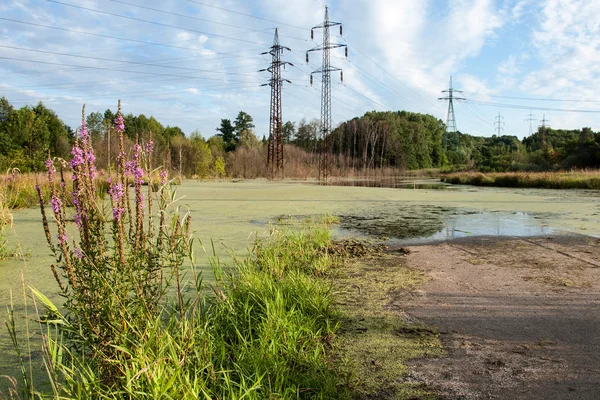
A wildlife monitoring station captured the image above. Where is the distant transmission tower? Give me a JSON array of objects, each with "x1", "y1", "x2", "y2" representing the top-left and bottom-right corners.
[
  {"x1": 438, "y1": 76, "x2": 465, "y2": 149},
  {"x1": 494, "y1": 113, "x2": 505, "y2": 135},
  {"x1": 307, "y1": 6, "x2": 347, "y2": 182},
  {"x1": 525, "y1": 110, "x2": 536, "y2": 136},
  {"x1": 539, "y1": 114, "x2": 550, "y2": 129},
  {"x1": 260, "y1": 28, "x2": 292, "y2": 179}
]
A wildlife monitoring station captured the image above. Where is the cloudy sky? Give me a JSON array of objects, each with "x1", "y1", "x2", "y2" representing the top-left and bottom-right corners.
[{"x1": 1, "y1": 0, "x2": 599, "y2": 139}]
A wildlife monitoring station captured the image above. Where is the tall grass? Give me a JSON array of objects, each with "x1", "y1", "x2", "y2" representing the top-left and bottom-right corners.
[
  {"x1": 5, "y1": 101, "x2": 347, "y2": 399},
  {"x1": 443, "y1": 169, "x2": 600, "y2": 189},
  {"x1": 6, "y1": 221, "x2": 345, "y2": 399}
]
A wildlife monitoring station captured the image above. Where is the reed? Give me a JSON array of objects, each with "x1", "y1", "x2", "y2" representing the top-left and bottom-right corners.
[{"x1": 443, "y1": 169, "x2": 600, "y2": 189}]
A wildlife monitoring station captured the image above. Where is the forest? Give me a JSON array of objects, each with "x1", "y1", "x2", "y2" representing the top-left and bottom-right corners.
[{"x1": 1, "y1": 96, "x2": 599, "y2": 177}]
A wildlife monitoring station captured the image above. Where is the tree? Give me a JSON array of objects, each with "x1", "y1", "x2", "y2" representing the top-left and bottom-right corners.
[
  {"x1": 164, "y1": 126, "x2": 185, "y2": 144},
  {"x1": 233, "y1": 111, "x2": 255, "y2": 137},
  {"x1": 282, "y1": 121, "x2": 295, "y2": 143},
  {"x1": 216, "y1": 119, "x2": 236, "y2": 152},
  {"x1": 238, "y1": 129, "x2": 261, "y2": 150},
  {"x1": 0, "y1": 97, "x2": 15, "y2": 155},
  {"x1": 294, "y1": 118, "x2": 319, "y2": 151},
  {"x1": 86, "y1": 111, "x2": 104, "y2": 142},
  {"x1": 189, "y1": 130, "x2": 212, "y2": 177}
]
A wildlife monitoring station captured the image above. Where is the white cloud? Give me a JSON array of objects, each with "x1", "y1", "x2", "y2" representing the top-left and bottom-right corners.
[{"x1": 184, "y1": 88, "x2": 200, "y2": 95}]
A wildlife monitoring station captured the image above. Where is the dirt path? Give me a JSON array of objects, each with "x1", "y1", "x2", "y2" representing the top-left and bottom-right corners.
[{"x1": 398, "y1": 235, "x2": 600, "y2": 399}]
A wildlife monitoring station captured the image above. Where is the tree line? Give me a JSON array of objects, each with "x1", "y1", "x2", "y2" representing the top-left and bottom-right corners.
[{"x1": 2, "y1": 95, "x2": 599, "y2": 176}]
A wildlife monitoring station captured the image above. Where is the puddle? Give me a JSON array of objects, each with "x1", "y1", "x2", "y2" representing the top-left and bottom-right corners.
[{"x1": 338, "y1": 205, "x2": 556, "y2": 245}]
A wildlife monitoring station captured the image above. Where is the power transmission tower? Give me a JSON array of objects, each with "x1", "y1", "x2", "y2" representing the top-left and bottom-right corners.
[
  {"x1": 260, "y1": 28, "x2": 292, "y2": 179},
  {"x1": 494, "y1": 113, "x2": 505, "y2": 135},
  {"x1": 539, "y1": 114, "x2": 550, "y2": 129},
  {"x1": 525, "y1": 110, "x2": 536, "y2": 136},
  {"x1": 438, "y1": 76, "x2": 465, "y2": 149},
  {"x1": 307, "y1": 6, "x2": 347, "y2": 182}
]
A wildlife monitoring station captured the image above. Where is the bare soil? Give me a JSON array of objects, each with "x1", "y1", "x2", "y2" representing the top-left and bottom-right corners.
[{"x1": 396, "y1": 234, "x2": 600, "y2": 399}]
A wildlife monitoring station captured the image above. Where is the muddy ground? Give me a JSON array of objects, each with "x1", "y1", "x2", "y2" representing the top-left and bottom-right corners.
[{"x1": 396, "y1": 234, "x2": 600, "y2": 399}]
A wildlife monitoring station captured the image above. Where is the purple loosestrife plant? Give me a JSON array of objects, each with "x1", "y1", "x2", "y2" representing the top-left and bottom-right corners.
[{"x1": 36, "y1": 100, "x2": 194, "y2": 384}]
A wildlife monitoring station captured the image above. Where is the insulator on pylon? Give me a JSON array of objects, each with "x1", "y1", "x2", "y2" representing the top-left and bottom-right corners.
[
  {"x1": 340, "y1": 71, "x2": 344, "y2": 82},
  {"x1": 310, "y1": 74, "x2": 313, "y2": 86},
  {"x1": 340, "y1": 25, "x2": 343, "y2": 36},
  {"x1": 306, "y1": 52, "x2": 309, "y2": 63},
  {"x1": 311, "y1": 29, "x2": 314, "y2": 40},
  {"x1": 345, "y1": 47, "x2": 348, "y2": 58}
]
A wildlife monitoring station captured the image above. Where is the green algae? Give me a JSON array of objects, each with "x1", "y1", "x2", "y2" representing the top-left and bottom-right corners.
[{"x1": 333, "y1": 255, "x2": 444, "y2": 399}]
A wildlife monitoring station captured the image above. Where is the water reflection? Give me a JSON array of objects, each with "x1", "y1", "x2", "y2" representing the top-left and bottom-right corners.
[
  {"x1": 409, "y1": 211, "x2": 554, "y2": 245},
  {"x1": 338, "y1": 206, "x2": 555, "y2": 245}
]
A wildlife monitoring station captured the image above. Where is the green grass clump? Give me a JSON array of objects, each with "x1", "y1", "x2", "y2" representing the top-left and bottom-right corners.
[
  {"x1": 207, "y1": 220, "x2": 344, "y2": 398},
  {"x1": 7, "y1": 220, "x2": 348, "y2": 399}
]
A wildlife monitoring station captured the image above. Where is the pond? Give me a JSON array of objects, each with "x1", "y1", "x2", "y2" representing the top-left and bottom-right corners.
[{"x1": 1, "y1": 179, "x2": 599, "y2": 391}]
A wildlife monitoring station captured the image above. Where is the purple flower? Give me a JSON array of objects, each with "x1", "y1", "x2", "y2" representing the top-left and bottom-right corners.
[
  {"x1": 125, "y1": 161, "x2": 135, "y2": 176},
  {"x1": 114, "y1": 114, "x2": 125, "y2": 134},
  {"x1": 50, "y1": 195, "x2": 62, "y2": 215},
  {"x1": 45, "y1": 158, "x2": 55, "y2": 174},
  {"x1": 57, "y1": 232, "x2": 67, "y2": 245},
  {"x1": 80, "y1": 125, "x2": 89, "y2": 140},
  {"x1": 134, "y1": 167, "x2": 144, "y2": 185},
  {"x1": 160, "y1": 169, "x2": 167, "y2": 185},
  {"x1": 70, "y1": 147, "x2": 84, "y2": 169},
  {"x1": 74, "y1": 212, "x2": 82, "y2": 228},
  {"x1": 109, "y1": 183, "x2": 125, "y2": 221},
  {"x1": 145, "y1": 140, "x2": 154, "y2": 155},
  {"x1": 109, "y1": 183, "x2": 124, "y2": 202},
  {"x1": 73, "y1": 247, "x2": 83, "y2": 259}
]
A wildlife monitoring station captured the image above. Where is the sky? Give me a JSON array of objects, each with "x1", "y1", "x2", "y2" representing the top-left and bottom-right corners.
[{"x1": 1, "y1": 0, "x2": 599, "y2": 139}]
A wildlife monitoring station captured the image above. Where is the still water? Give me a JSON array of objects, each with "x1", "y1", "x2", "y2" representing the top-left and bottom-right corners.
[{"x1": 0, "y1": 179, "x2": 599, "y2": 391}]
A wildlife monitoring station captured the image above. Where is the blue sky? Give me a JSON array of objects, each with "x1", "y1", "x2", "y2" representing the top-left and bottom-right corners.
[{"x1": 1, "y1": 0, "x2": 599, "y2": 139}]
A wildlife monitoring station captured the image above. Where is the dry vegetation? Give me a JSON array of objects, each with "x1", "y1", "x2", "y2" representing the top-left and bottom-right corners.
[{"x1": 443, "y1": 169, "x2": 600, "y2": 189}]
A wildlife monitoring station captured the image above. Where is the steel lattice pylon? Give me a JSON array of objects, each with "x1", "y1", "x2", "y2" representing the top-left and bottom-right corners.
[
  {"x1": 261, "y1": 28, "x2": 292, "y2": 179},
  {"x1": 307, "y1": 6, "x2": 347, "y2": 183},
  {"x1": 438, "y1": 76, "x2": 465, "y2": 149}
]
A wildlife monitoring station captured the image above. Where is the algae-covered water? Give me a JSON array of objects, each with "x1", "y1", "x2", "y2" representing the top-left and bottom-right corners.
[{"x1": 1, "y1": 179, "x2": 600, "y2": 391}]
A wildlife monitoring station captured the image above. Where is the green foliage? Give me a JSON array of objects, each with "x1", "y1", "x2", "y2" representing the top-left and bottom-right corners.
[
  {"x1": 332, "y1": 111, "x2": 445, "y2": 170},
  {"x1": 233, "y1": 111, "x2": 255, "y2": 137},
  {"x1": 213, "y1": 156, "x2": 226, "y2": 177},
  {"x1": 282, "y1": 121, "x2": 296, "y2": 143},
  {"x1": 216, "y1": 118, "x2": 237, "y2": 152}
]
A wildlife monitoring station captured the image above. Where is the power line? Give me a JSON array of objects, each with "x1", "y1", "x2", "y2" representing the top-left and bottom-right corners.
[
  {"x1": 8, "y1": 82, "x2": 260, "y2": 104},
  {"x1": 465, "y1": 93, "x2": 600, "y2": 104},
  {"x1": 341, "y1": 56, "x2": 430, "y2": 114},
  {"x1": 0, "y1": 45, "x2": 263, "y2": 78},
  {"x1": 0, "y1": 18, "x2": 267, "y2": 59},
  {"x1": 0, "y1": 57, "x2": 264, "y2": 84},
  {"x1": 344, "y1": 43, "x2": 437, "y2": 108},
  {"x1": 183, "y1": 0, "x2": 308, "y2": 31},
  {"x1": 466, "y1": 99, "x2": 600, "y2": 114},
  {"x1": 46, "y1": 0, "x2": 267, "y2": 46},
  {"x1": 2, "y1": 62, "x2": 265, "y2": 95},
  {"x1": 106, "y1": 0, "x2": 274, "y2": 34}
]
